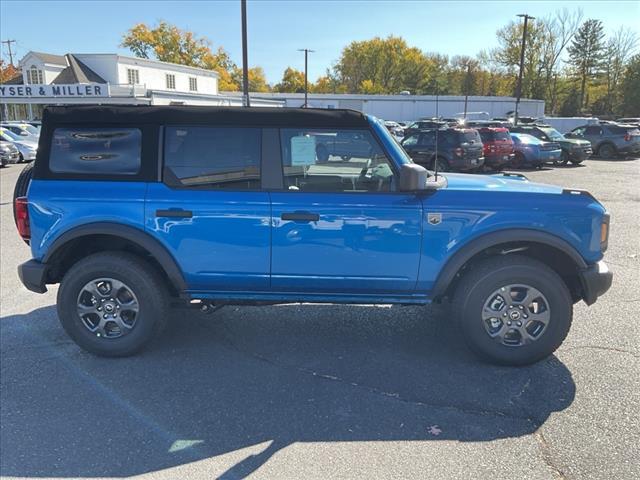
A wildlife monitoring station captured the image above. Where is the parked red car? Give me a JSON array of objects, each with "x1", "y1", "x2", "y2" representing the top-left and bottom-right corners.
[{"x1": 476, "y1": 127, "x2": 515, "y2": 170}]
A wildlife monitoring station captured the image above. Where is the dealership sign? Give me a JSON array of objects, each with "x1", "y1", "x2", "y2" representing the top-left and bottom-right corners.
[{"x1": 0, "y1": 83, "x2": 110, "y2": 99}]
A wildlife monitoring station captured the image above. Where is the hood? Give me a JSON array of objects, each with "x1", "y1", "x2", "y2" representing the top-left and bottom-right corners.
[
  {"x1": 443, "y1": 172, "x2": 562, "y2": 194},
  {"x1": 561, "y1": 137, "x2": 590, "y2": 147},
  {"x1": 15, "y1": 140, "x2": 38, "y2": 149}
]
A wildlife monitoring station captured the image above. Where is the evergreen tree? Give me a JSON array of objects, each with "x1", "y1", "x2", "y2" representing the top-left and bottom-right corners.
[{"x1": 567, "y1": 19, "x2": 606, "y2": 109}]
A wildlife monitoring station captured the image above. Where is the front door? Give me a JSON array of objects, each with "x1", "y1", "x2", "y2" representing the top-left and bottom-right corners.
[
  {"x1": 270, "y1": 127, "x2": 423, "y2": 295},
  {"x1": 145, "y1": 126, "x2": 271, "y2": 292}
]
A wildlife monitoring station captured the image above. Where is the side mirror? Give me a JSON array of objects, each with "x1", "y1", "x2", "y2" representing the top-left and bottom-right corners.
[
  {"x1": 399, "y1": 163, "x2": 428, "y2": 191},
  {"x1": 399, "y1": 164, "x2": 428, "y2": 191}
]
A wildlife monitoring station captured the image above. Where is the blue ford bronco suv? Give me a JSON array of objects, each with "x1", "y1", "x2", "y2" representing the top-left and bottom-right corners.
[{"x1": 14, "y1": 106, "x2": 612, "y2": 365}]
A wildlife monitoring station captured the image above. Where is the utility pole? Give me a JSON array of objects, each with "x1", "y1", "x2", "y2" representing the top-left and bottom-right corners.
[
  {"x1": 463, "y1": 62, "x2": 472, "y2": 120},
  {"x1": 1, "y1": 39, "x2": 16, "y2": 66},
  {"x1": 240, "y1": 0, "x2": 250, "y2": 107},
  {"x1": 297, "y1": 48, "x2": 315, "y2": 108},
  {"x1": 514, "y1": 14, "x2": 534, "y2": 125}
]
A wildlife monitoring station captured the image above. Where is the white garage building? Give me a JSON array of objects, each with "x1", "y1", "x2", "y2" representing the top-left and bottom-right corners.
[
  {"x1": 0, "y1": 51, "x2": 281, "y2": 120},
  {"x1": 239, "y1": 92, "x2": 546, "y2": 122}
]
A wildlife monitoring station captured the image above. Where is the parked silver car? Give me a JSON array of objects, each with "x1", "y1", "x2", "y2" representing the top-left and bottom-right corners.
[
  {"x1": 0, "y1": 122, "x2": 40, "y2": 140},
  {"x1": 0, "y1": 140, "x2": 20, "y2": 166},
  {"x1": 567, "y1": 123, "x2": 640, "y2": 159},
  {"x1": 0, "y1": 127, "x2": 38, "y2": 162}
]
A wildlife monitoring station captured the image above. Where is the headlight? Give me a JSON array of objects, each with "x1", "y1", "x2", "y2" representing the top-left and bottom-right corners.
[{"x1": 601, "y1": 213, "x2": 610, "y2": 252}]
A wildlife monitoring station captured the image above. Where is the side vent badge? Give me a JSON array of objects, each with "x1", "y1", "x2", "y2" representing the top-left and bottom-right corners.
[{"x1": 427, "y1": 213, "x2": 442, "y2": 226}]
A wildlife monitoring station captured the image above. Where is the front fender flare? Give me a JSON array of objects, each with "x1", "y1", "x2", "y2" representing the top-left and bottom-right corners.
[{"x1": 430, "y1": 228, "x2": 588, "y2": 300}]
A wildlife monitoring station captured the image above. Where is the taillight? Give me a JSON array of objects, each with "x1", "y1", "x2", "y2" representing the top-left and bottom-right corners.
[
  {"x1": 15, "y1": 196, "x2": 30, "y2": 242},
  {"x1": 624, "y1": 133, "x2": 631, "y2": 141},
  {"x1": 454, "y1": 147, "x2": 464, "y2": 157}
]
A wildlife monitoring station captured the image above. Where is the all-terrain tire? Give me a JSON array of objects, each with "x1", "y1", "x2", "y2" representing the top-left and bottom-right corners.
[
  {"x1": 451, "y1": 255, "x2": 572, "y2": 366},
  {"x1": 57, "y1": 251, "x2": 170, "y2": 357}
]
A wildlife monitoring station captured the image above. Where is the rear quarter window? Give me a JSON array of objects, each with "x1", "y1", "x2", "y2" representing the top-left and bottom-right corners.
[{"x1": 50, "y1": 127, "x2": 141, "y2": 175}]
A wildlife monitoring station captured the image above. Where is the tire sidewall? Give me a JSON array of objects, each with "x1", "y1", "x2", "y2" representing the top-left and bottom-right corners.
[
  {"x1": 458, "y1": 263, "x2": 571, "y2": 366},
  {"x1": 57, "y1": 257, "x2": 165, "y2": 356},
  {"x1": 598, "y1": 144, "x2": 614, "y2": 159}
]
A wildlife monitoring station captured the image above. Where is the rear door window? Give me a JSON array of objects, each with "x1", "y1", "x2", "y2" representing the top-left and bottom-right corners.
[
  {"x1": 50, "y1": 127, "x2": 141, "y2": 175},
  {"x1": 163, "y1": 126, "x2": 261, "y2": 189}
]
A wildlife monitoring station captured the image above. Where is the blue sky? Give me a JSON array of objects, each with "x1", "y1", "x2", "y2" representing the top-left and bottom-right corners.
[{"x1": 1, "y1": 0, "x2": 638, "y2": 83}]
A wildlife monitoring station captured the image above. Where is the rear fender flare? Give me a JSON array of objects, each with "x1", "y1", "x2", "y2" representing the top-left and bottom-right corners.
[{"x1": 43, "y1": 222, "x2": 187, "y2": 293}]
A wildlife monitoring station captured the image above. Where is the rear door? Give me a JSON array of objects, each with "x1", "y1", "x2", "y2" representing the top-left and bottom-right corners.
[
  {"x1": 270, "y1": 127, "x2": 423, "y2": 295},
  {"x1": 145, "y1": 126, "x2": 271, "y2": 293}
]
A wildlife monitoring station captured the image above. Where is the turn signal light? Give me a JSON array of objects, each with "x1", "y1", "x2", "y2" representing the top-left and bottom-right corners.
[
  {"x1": 600, "y1": 214, "x2": 610, "y2": 252},
  {"x1": 14, "y1": 196, "x2": 30, "y2": 243}
]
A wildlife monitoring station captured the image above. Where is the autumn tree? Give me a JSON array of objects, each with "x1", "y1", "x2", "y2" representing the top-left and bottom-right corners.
[
  {"x1": 333, "y1": 36, "x2": 436, "y2": 94},
  {"x1": 231, "y1": 66, "x2": 270, "y2": 93},
  {"x1": 273, "y1": 67, "x2": 306, "y2": 93},
  {"x1": 121, "y1": 21, "x2": 238, "y2": 90},
  {"x1": 567, "y1": 19, "x2": 606, "y2": 109},
  {"x1": 0, "y1": 60, "x2": 20, "y2": 83}
]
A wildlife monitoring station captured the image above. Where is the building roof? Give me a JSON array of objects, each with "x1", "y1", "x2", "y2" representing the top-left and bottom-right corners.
[
  {"x1": 52, "y1": 55, "x2": 106, "y2": 84},
  {"x1": 42, "y1": 105, "x2": 367, "y2": 128},
  {"x1": 29, "y1": 52, "x2": 67, "y2": 65}
]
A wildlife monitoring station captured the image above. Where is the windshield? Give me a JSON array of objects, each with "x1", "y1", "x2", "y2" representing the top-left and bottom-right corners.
[
  {"x1": 0, "y1": 128, "x2": 21, "y2": 141},
  {"x1": 369, "y1": 116, "x2": 416, "y2": 168},
  {"x1": 541, "y1": 128, "x2": 565, "y2": 141},
  {"x1": 19, "y1": 124, "x2": 39, "y2": 135}
]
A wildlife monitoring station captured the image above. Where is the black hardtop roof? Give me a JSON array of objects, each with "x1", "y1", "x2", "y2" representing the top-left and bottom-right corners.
[{"x1": 41, "y1": 105, "x2": 369, "y2": 128}]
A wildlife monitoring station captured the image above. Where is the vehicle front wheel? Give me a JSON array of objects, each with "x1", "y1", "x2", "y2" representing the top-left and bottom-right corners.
[
  {"x1": 452, "y1": 255, "x2": 572, "y2": 366},
  {"x1": 555, "y1": 150, "x2": 569, "y2": 166},
  {"x1": 57, "y1": 252, "x2": 170, "y2": 357}
]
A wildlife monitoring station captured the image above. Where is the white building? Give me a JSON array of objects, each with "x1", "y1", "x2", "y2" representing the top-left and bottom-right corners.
[
  {"x1": 1, "y1": 51, "x2": 281, "y2": 120},
  {"x1": 233, "y1": 92, "x2": 546, "y2": 122}
]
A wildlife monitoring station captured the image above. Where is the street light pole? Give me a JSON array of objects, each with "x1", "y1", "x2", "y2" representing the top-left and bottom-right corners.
[
  {"x1": 298, "y1": 48, "x2": 315, "y2": 108},
  {"x1": 463, "y1": 63, "x2": 471, "y2": 120},
  {"x1": 514, "y1": 13, "x2": 534, "y2": 125},
  {"x1": 241, "y1": 0, "x2": 250, "y2": 107}
]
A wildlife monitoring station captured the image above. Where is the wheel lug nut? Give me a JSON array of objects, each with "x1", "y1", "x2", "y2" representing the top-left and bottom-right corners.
[
  {"x1": 518, "y1": 305, "x2": 524, "y2": 310},
  {"x1": 507, "y1": 321, "x2": 512, "y2": 326},
  {"x1": 97, "y1": 307, "x2": 102, "y2": 311},
  {"x1": 103, "y1": 314, "x2": 107, "y2": 319},
  {"x1": 517, "y1": 321, "x2": 522, "y2": 327},
  {"x1": 523, "y1": 315, "x2": 528, "y2": 319}
]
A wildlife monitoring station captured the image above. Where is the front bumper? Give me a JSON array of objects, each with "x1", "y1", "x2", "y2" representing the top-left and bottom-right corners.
[
  {"x1": 18, "y1": 259, "x2": 48, "y2": 293},
  {"x1": 569, "y1": 147, "x2": 592, "y2": 160},
  {"x1": 579, "y1": 261, "x2": 613, "y2": 305}
]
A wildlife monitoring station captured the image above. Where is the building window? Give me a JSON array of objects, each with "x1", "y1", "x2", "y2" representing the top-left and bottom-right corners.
[
  {"x1": 189, "y1": 77, "x2": 198, "y2": 92},
  {"x1": 166, "y1": 74, "x2": 176, "y2": 89},
  {"x1": 26, "y1": 65, "x2": 44, "y2": 84},
  {"x1": 127, "y1": 68, "x2": 140, "y2": 85}
]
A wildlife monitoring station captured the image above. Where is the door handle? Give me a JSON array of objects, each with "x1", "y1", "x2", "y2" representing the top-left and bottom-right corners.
[
  {"x1": 156, "y1": 209, "x2": 193, "y2": 218},
  {"x1": 281, "y1": 211, "x2": 319, "y2": 222}
]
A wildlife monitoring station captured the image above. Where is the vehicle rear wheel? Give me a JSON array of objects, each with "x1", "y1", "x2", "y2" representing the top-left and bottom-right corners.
[
  {"x1": 512, "y1": 152, "x2": 526, "y2": 168},
  {"x1": 12, "y1": 163, "x2": 34, "y2": 226},
  {"x1": 597, "y1": 143, "x2": 616, "y2": 159},
  {"x1": 431, "y1": 157, "x2": 449, "y2": 172},
  {"x1": 57, "y1": 252, "x2": 170, "y2": 357},
  {"x1": 451, "y1": 255, "x2": 572, "y2": 366},
  {"x1": 18, "y1": 153, "x2": 24, "y2": 163}
]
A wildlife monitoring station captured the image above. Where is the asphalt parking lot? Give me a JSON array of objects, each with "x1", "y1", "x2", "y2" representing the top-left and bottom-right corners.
[{"x1": 1, "y1": 158, "x2": 638, "y2": 480}]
